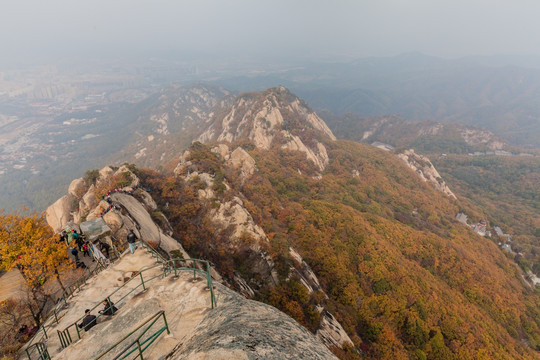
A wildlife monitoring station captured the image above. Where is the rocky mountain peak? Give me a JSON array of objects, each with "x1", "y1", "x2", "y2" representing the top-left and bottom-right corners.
[{"x1": 198, "y1": 87, "x2": 335, "y2": 171}]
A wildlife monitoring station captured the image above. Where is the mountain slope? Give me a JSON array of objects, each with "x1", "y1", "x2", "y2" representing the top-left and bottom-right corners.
[
  {"x1": 321, "y1": 112, "x2": 510, "y2": 154},
  {"x1": 0, "y1": 83, "x2": 229, "y2": 211},
  {"x1": 37, "y1": 86, "x2": 540, "y2": 359},
  {"x1": 127, "y1": 87, "x2": 540, "y2": 359}
]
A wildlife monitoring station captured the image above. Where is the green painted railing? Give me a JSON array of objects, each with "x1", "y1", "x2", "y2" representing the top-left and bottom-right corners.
[
  {"x1": 25, "y1": 341, "x2": 50, "y2": 360},
  {"x1": 93, "y1": 311, "x2": 169, "y2": 360},
  {"x1": 24, "y1": 261, "x2": 109, "y2": 358},
  {"x1": 165, "y1": 257, "x2": 216, "y2": 309},
  {"x1": 57, "y1": 259, "x2": 216, "y2": 351},
  {"x1": 57, "y1": 262, "x2": 165, "y2": 348},
  {"x1": 138, "y1": 241, "x2": 165, "y2": 263}
]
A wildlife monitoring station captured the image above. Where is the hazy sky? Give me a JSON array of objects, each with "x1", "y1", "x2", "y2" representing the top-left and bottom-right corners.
[{"x1": 2, "y1": 0, "x2": 540, "y2": 63}]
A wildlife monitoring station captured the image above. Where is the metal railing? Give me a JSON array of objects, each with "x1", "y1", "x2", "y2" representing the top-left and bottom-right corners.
[
  {"x1": 57, "y1": 262, "x2": 165, "y2": 348},
  {"x1": 57, "y1": 256, "x2": 216, "y2": 350},
  {"x1": 23, "y1": 261, "x2": 109, "y2": 359},
  {"x1": 24, "y1": 342, "x2": 50, "y2": 360},
  {"x1": 165, "y1": 257, "x2": 216, "y2": 309},
  {"x1": 93, "y1": 311, "x2": 169, "y2": 360},
  {"x1": 138, "y1": 241, "x2": 165, "y2": 263}
]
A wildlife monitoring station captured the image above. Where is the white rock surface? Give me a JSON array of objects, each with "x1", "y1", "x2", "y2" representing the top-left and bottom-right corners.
[
  {"x1": 316, "y1": 311, "x2": 354, "y2": 349},
  {"x1": 26, "y1": 249, "x2": 337, "y2": 360},
  {"x1": 82, "y1": 184, "x2": 98, "y2": 210},
  {"x1": 397, "y1": 149, "x2": 457, "y2": 199},
  {"x1": 227, "y1": 147, "x2": 257, "y2": 183},
  {"x1": 97, "y1": 166, "x2": 114, "y2": 184},
  {"x1": 45, "y1": 194, "x2": 76, "y2": 232},
  {"x1": 68, "y1": 177, "x2": 86, "y2": 198},
  {"x1": 198, "y1": 87, "x2": 335, "y2": 171}
]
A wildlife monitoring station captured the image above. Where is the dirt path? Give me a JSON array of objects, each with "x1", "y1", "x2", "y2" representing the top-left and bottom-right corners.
[{"x1": 0, "y1": 270, "x2": 25, "y2": 301}]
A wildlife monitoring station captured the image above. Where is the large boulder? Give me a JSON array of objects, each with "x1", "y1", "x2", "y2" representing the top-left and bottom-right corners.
[
  {"x1": 82, "y1": 184, "x2": 98, "y2": 210},
  {"x1": 68, "y1": 177, "x2": 86, "y2": 198},
  {"x1": 227, "y1": 147, "x2": 256, "y2": 183},
  {"x1": 170, "y1": 284, "x2": 339, "y2": 360},
  {"x1": 46, "y1": 194, "x2": 76, "y2": 232}
]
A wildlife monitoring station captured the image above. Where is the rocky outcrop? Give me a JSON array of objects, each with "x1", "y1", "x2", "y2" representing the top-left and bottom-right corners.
[
  {"x1": 289, "y1": 247, "x2": 322, "y2": 294},
  {"x1": 211, "y1": 196, "x2": 267, "y2": 245},
  {"x1": 289, "y1": 247, "x2": 354, "y2": 349},
  {"x1": 227, "y1": 147, "x2": 257, "y2": 183},
  {"x1": 198, "y1": 87, "x2": 335, "y2": 171},
  {"x1": 67, "y1": 177, "x2": 86, "y2": 198},
  {"x1": 316, "y1": 311, "x2": 354, "y2": 349},
  {"x1": 397, "y1": 149, "x2": 457, "y2": 199},
  {"x1": 110, "y1": 193, "x2": 189, "y2": 257},
  {"x1": 281, "y1": 133, "x2": 330, "y2": 171},
  {"x1": 351, "y1": 114, "x2": 509, "y2": 152},
  {"x1": 36, "y1": 250, "x2": 337, "y2": 360},
  {"x1": 460, "y1": 128, "x2": 506, "y2": 150},
  {"x1": 82, "y1": 184, "x2": 98, "y2": 210},
  {"x1": 169, "y1": 282, "x2": 338, "y2": 360},
  {"x1": 45, "y1": 194, "x2": 76, "y2": 232}
]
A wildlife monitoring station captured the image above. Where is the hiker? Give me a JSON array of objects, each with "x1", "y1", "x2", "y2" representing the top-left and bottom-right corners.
[
  {"x1": 78, "y1": 309, "x2": 97, "y2": 332},
  {"x1": 82, "y1": 242, "x2": 90, "y2": 257},
  {"x1": 76, "y1": 260, "x2": 87, "y2": 269},
  {"x1": 71, "y1": 247, "x2": 79, "y2": 261},
  {"x1": 98, "y1": 241, "x2": 110, "y2": 258},
  {"x1": 127, "y1": 229, "x2": 138, "y2": 254},
  {"x1": 75, "y1": 236, "x2": 85, "y2": 252},
  {"x1": 98, "y1": 300, "x2": 118, "y2": 316}
]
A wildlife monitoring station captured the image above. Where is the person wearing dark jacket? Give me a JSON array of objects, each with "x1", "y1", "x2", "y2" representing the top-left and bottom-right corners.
[
  {"x1": 98, "y1": 300, "x2": 118, "y2": 316},
  {"x1": 98, "y1": 241, "x2": 111, "y2": 258},
  {"x1": 78, "y1": 309, "x2": 97, "y2": 332},
  {"x1": 127, "y1": 229, "x2": 138, "y2": 254}
]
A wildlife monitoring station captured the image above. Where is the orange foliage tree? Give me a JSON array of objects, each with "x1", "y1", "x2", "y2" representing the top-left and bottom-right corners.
[{"x1": 0, "y1": 211, "x2": 73, "y2": 325}]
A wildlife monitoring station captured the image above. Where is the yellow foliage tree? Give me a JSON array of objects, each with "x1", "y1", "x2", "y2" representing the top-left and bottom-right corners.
[{"x1": 0, "y1": 211, "x2": 72, "y2": 299}]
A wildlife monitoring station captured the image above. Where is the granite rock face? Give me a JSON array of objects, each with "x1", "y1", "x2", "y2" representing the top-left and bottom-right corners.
[
  {"x1": 397, "y1": 149, "x2": 457, "y2": 199},
  {"x1": 45, "y1": 194, "x2": 76, "y2": 232},
  {"x1": 198, "y1": 86, "x2": 335, "y2": 171},
  {"x1": 169, "y1": 284, "x2": 338, "y2": 360}
]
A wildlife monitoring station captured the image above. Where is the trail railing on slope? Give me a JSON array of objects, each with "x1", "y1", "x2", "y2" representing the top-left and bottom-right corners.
[
  {"x1": 93, "y1": 310, "x2": 169, "y2": 360},
  {"x1": 23, "y1": 261, "x2": 109, "y2": 360},
  {"x1": 137, "y1": 241, "x2": 216, "y2": 309},
  {"x1": 24, "y1": 342, "x2": 50, "y2": 360},
  {"x1": 57, "y1": 262, "x2": 165, "y2": 348},
  {"x1": 57, "y1": 250, "x2": 216, "y2": 349}
]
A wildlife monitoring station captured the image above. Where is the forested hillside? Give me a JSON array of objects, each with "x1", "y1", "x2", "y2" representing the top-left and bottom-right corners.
[
  {"x1": 133, "y1": 139, "x2": 540, "y2": 360},
  {"x1": 433, "y1": 154, "x2": 540, "y2": 278}
]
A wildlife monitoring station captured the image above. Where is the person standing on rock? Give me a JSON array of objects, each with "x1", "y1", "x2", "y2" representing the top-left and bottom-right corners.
[{"x1": 127, "y1": 229, "x2": 138, "y2": 254}]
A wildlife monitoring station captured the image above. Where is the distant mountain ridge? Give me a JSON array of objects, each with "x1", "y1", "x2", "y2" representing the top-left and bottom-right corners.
[
  {"x1": 321, "y1": 112, "x2": 510, "y2": 154},
  {"x1": 199, "y1": 86, "x2": 335, "y2": 171},
  {"x1": 214, "y1": 53, "x2": 540, "y2": 148}
]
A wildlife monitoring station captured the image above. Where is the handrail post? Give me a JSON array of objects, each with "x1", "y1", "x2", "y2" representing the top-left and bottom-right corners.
[
  {"x1": 192, "y1": 260, "x2": 196, "y2": 282},
  {"x1": 140, "y1": 272, "x2": 146, "y2": 290},
  {"x1": 206, "y1": 262, "x2": 215, "y2": 309},
  {"x1": 74, "y1": 323, "x2": 80, "y2": 340},
  {"x1": 57, "y1": 330, "x2": 64, "y2": 348},
  {"x1": 107, "y1": 296, "x2": 116, "y2": 315},
  {"x1": 137, "y1": 339, "x2": 143, "y2": 360},
  {"x1": 162, "y1": 312, "x2": 170, "y2": 335},
  {"x1": 41, "y1": 324, "x2": 48, "y2": 339}
]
